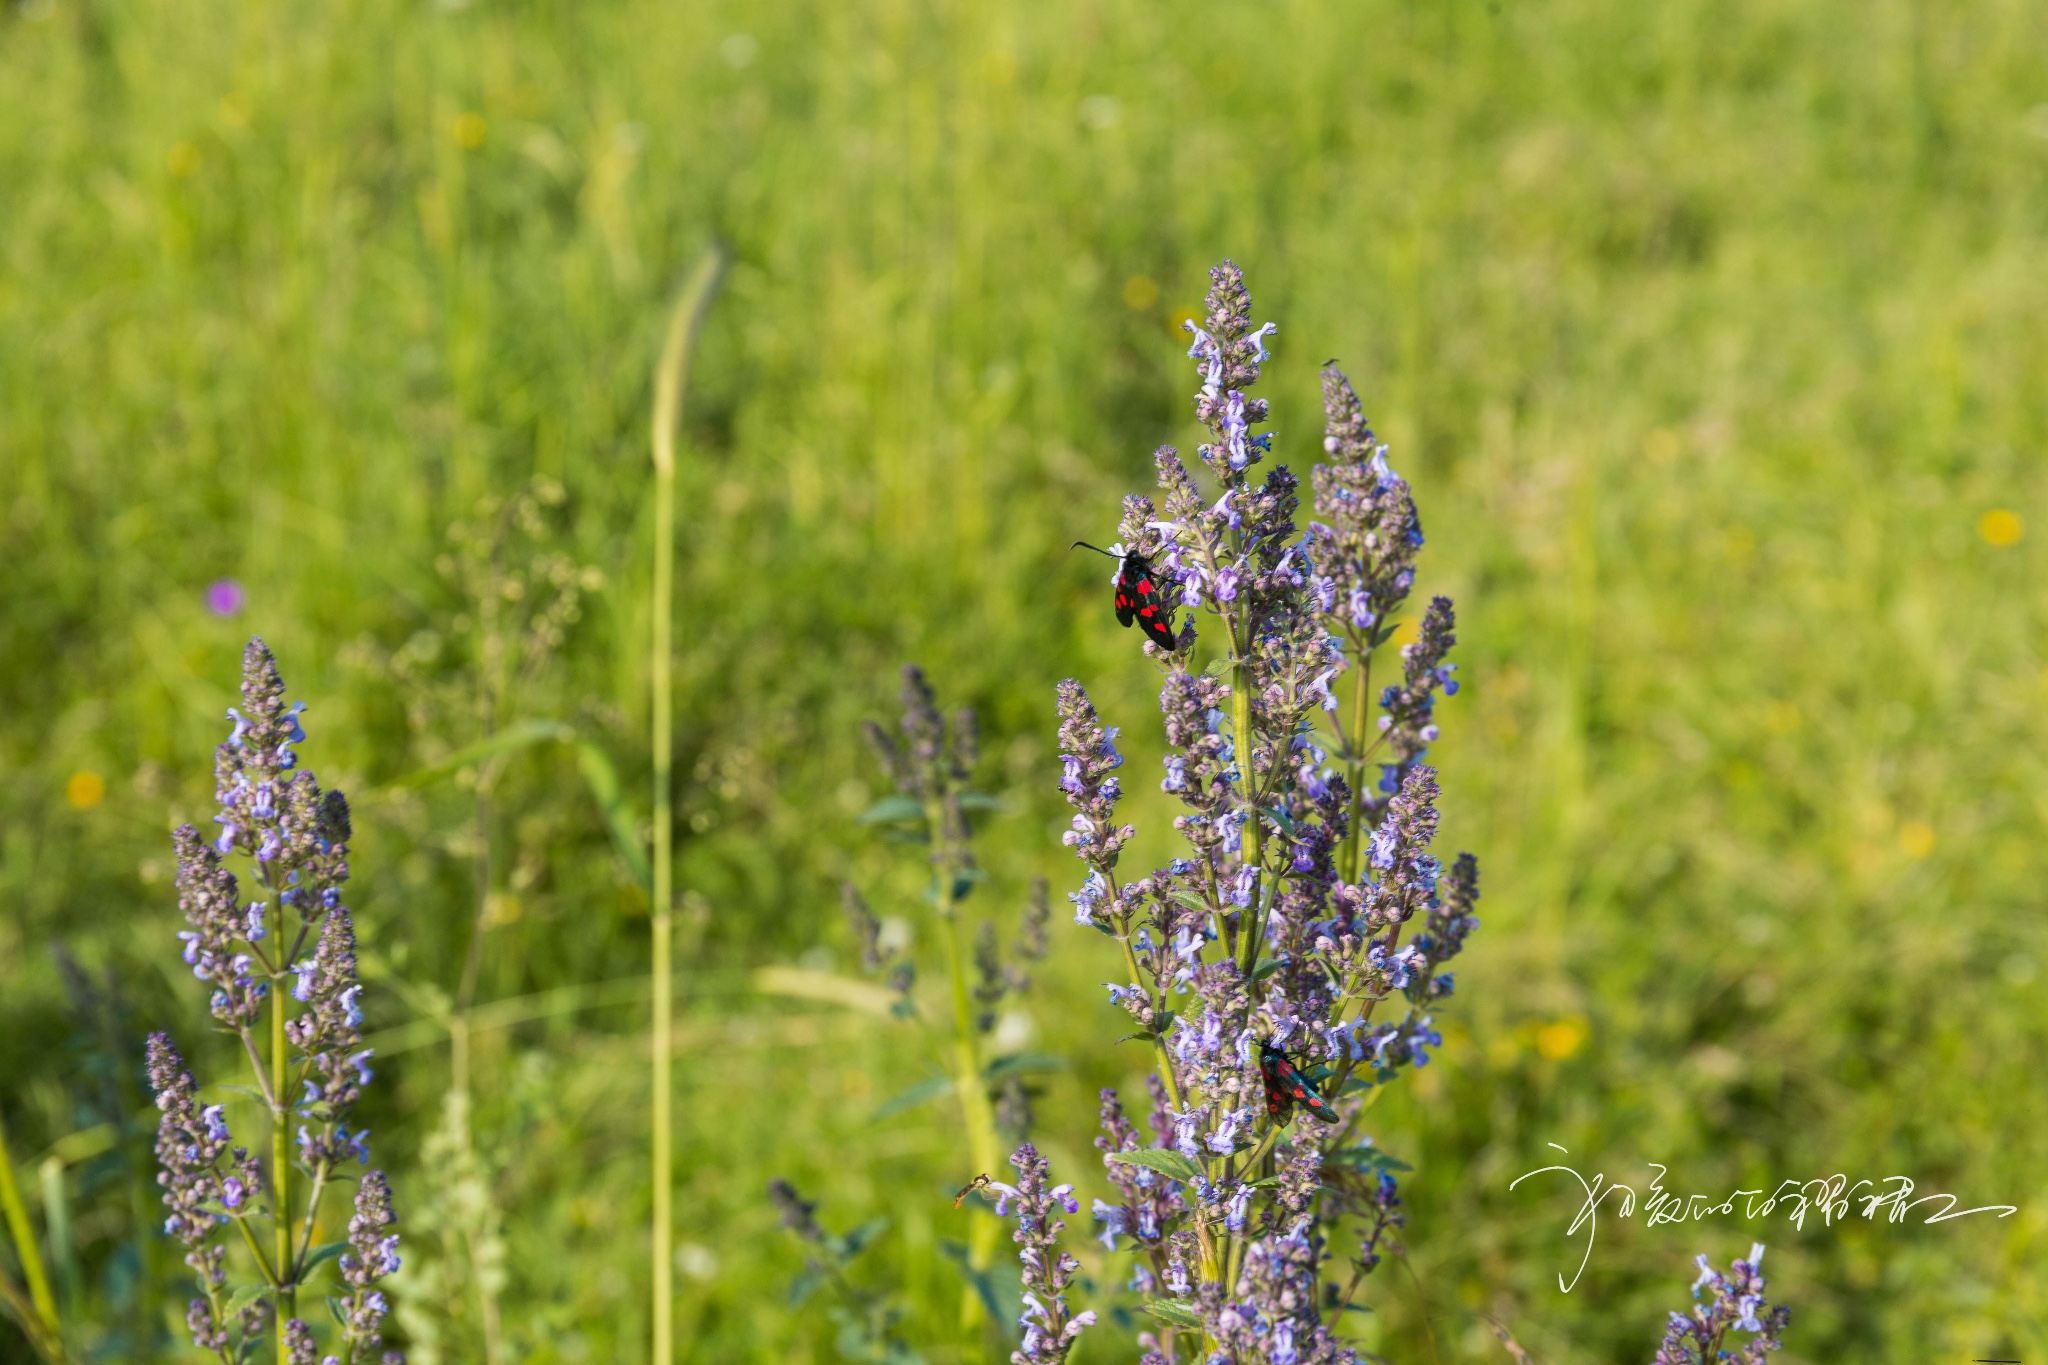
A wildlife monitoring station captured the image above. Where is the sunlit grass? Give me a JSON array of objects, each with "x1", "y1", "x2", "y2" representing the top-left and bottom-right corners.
[{"x1": 1, "y1": 0, "x2": 2045, "y2": 1362}]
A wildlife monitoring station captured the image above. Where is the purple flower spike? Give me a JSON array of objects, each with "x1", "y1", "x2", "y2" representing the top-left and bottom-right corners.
[
  {"x1": 1001, "y1": 1144, "x2": 1095, "y2": 1365},
  {"x1": 1031, "y1": 261, "x2": 1515, "y2": 1365},
  {"x1": 337, "y1": 1171, "x2": 400, "y2": 1356},
  {"x1": 149, "y1": 639, "x2": 394, "y2": 1363}
]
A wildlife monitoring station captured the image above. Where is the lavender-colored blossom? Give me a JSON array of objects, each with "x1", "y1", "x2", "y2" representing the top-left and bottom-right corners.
[
  {"x1": 146, "y1": 1033, "x2": 229, "y2": 1286},
  {"x1": 1652, "y1": 1245, "x2": 1791, "y2": 1365},
  {"x1": 999, "y1": 1143, "x2": 1095, "y2": 1365},
  {"x1": 186, "y1": 1299, "x2": 229, "y2": 1354},
  {"x1": 338, "y1": 1171, "x2": 400, "y2": 1358},
  {"x1": 1377, "y1": 595, "x2": 1457, "y2": 775},
  {"x1": 1201, "y1": 1220, "x2": 1354, "y2": 1365},
  {"x1": 1055, "y1": 680, "x2": 1136, "y2": 894},
  {"x1": 212, "y1": 641, "x2": 353, "y2": 904},
  {"x1": 865, "y1": 664, "x2": 982, "y2": 882},
  {"x1": 283, "y1": 1318, "x2": 318, "y2": 1365},
  {"x1": 1305, "y1": 366, "x2": 1421, "y2": 652},
  {"x1": 286, "y1": 906, "x2": 370, "y2": 1114},
  {"x1": 173, "y1": 827, "x2": 265, "y2": 1028},
  {"x1": 842, "y1": 882, "x2": 888, "y2": 969}
]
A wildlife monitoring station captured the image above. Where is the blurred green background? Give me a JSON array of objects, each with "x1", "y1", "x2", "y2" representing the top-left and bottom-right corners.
[{"x1": 2, "y1": 0, "x2": 2045, "y2": 1361}]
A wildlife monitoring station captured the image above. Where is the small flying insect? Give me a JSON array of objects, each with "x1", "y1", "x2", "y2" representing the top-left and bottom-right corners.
[{"x1": 952, "y1": 1173, "x2": 994, "y2": 1208}]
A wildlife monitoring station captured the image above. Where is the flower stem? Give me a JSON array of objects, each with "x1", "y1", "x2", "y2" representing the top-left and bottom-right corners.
[
  {"x1": 1341, "y1": 646, "x2": 1373, "y2": 883},
  {"x1": 0, "y1": 1109, "x2": 61, "y2": 1356},
  {"x1": 932, "y1": 812, "x2": 1001, "y2": 1326},
  {"x1": 294, "y1": 1159, "x2": 329, "y2": 1281},
  {"x1": 272, "y1": 894, "x2": 293, "y2": 1355},
  {"x1": 1114, "y1": 927, "x2": 1184, "y2": 1113},
  {"x1": 648, "y1": 245, "x2": 723, "y2": 1365},
  {"x1": 1233, "y1": 661, "x2": 1260, "y2": 871}
]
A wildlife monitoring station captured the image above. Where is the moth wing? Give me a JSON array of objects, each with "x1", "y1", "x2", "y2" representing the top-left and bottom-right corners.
[
  {"x1": 1126, "y1": 561, "x2": 1177, "y2": 645},
  {"x1": 1114, "y1": 560, "x2": 1142, "y2": 627},
  {"x1": 1301, "y1": 1091, "x2": 1343, "y2": 1125}
]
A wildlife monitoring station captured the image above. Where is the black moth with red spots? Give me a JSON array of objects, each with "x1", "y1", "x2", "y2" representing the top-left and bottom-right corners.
[
  {"x1": 1260, "y1": 1043, "x2": 1341, "y2": 1125},
  {"x1": 1072, "y1": 541, "x2": 1178, "y2": 650}
]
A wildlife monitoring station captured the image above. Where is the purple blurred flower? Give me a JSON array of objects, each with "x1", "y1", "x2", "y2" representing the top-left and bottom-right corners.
[{"x1": 205, "y1": 579, "x2": 245, "y2": 616}]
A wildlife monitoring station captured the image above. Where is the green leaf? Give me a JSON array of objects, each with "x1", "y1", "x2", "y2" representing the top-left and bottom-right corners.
[
  {"x1": 1259, "y1": 806, "x2": 1297, "y2": 837},
  {"x1": 859, "y1": 795, "x2": 925, "y2": 825},
  {"x1": 390, "y1": 719, "x2": 570, "y2": 789},
  {"x1": 325, "y1": 1294, "x2": 348, "y2": 1327},
  {"x1": 938, "y1": 1240, "x2": 1006, "y2": 1323},
  {"x1": 1249, "y1": 957, "x2": 1288, "y2": 984},
  {"x1": 1115, "y1": 1031, "x2": 1156, "y2": 1045},
  {"x1": 1328, "y1": 1142, "x2": 1412, "y2": 1173},
  {"x1": 571, "y1": 738, "x2": 651, "y2": 894},
  {"x1": 223, "y1": 1283, "x2": 270, "y2": 1319},
  {"x1": 1168, "y1": 888, "x2": 1215, "y2": 916},
  {"x1": 871, "y1": 1075, "x2": 954, "y2": 1122},
  {"x1": 839, "y1": 1217, "x2": 890, "y2": 1259},
  {"x1": 387, "y1": 722, "x2": 654, "y2": 895},
  {"x1": 1107, "y1": 1149, "x2": 1205, "y2": 1185},
  {"x1": 301, "y1": 1240, "x2": 348, "y2": 1273},
  {"x1": 956, "y1": 792, "x2": 1003, "y2": 811},
  {"x1": 789, "y1": 1267, "x2": 825, "y2": 1307},
  {"x1": 983, "y1": 1052, "x2": 1067, "y2": 1081},
  {"x1": 1143, "y1": 1297, "x2": 1206, "y2": 1329}
]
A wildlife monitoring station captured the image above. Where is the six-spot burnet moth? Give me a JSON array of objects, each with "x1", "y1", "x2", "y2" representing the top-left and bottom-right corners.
[
  {"x1": 1260, "y1": 1042, "x2": 1342, "y2": 1125},
  {"x1": 1072, "y1": 541, "x2": 1179, "y2": 650}
]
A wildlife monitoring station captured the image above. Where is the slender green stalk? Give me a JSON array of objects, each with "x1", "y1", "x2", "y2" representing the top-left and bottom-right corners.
[
  {"x1": 648, "y1": 245, "x2": 724, "y2": 1365},
  {"x1": 1232, "y1": 662, "x2": 1259, "y2": 867},
  {"x1": 930, "y1": 823, "x2": 1001, "y2": 1328},
  {"x1": 1340, "y1": 647, "x2": 1373, "y2": 883},
  {"x1": 272, "y1": 892, "x2": 293, "y2": 1358},
  {"x1": 0, "y1": 1112, "x2": 60, "y2": 1351},
  {"x1": 1111, "y1": 915, "x2": 1184, "y2": 1113},
  {"x1": 1233, "y1": 630, "x2": 1270, "y2": 978},
  {"x1": 36, "y1": 1162, "x2": 73, "y2": 1319}
]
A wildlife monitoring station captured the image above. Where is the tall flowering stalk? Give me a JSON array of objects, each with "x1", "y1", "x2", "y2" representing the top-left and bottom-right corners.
[
  {"x1": 843, "y1": 665, "x2": 1053, "y2": 1320},
  {"x1": 1046, "y1": 262, "x2": 1478, "y2": 1362},
  {"x1": 147, "y1": 640, "x2": 401, "y2": 1365}
]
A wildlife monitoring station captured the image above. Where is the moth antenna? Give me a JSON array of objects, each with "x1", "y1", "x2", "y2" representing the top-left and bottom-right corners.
[{"x1": 1070, "y1": 541, "x2": 1120, "y2": 559}]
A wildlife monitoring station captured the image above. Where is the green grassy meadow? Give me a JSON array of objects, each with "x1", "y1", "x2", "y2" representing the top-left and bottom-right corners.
[{"x1": 3, "y1": 0, "x2": 2046, "y2": 1361}]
